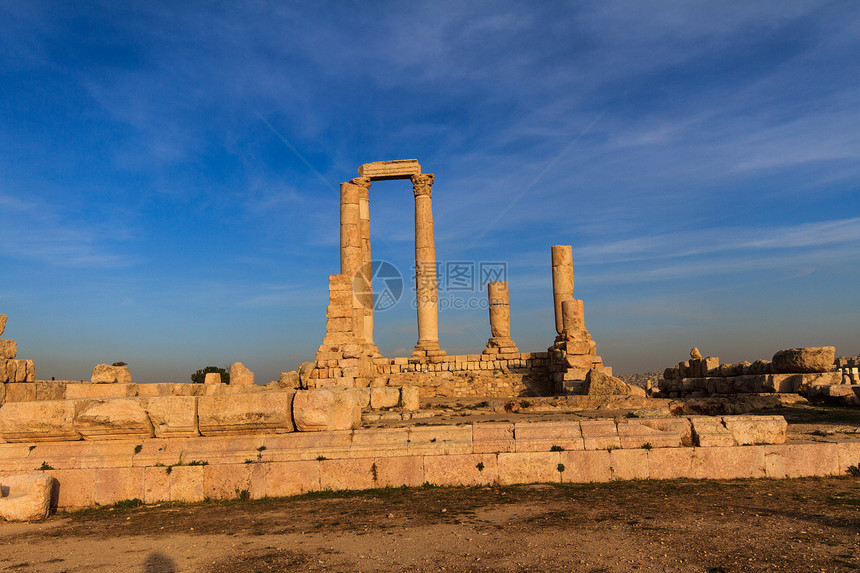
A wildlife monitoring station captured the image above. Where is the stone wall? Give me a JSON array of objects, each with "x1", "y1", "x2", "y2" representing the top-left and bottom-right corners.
[
  {"x1": 658, "y1": 346, "x2": 843, "y2": 398},
  {"x1": 1, "y1": 414, "x2": 845, "y2": 512}
]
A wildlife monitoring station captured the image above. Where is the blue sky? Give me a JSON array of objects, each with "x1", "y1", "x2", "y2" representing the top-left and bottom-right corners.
[{"x1": 1, "y1": 1, "x2": 858, "y2": 383}]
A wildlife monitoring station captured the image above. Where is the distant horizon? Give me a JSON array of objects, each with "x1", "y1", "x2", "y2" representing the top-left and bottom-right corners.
[{"x1": 1, "y1": 2, "x2": 858, "y2": 384}]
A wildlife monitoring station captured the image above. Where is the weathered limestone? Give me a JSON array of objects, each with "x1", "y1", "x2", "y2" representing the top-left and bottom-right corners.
[
  {"x1": 807, "y1": 384, "x2": 860, "y2": 407},
  {"x1": 585, "y1": 368, "x2": 632, "y2": 396},
  {"x1": 229, "y1": 362, "x2": 255, "y2": 386},
  {"x1": 74, "y1": 399, "x2": 154, "y2": 440},
  {"x1": 0, "y1": 339, "x2": 17, "y2": 359},
  {"x1": 722, "y1": 415, "x2": 786, "y2": 445},
  {"x1": 772, "y1": 346, "x2": 835, "y2": 373},
  {"x1": 358, "y1": 159, "x2": 421, "y2": 180},
  {"x1": 0, "y1": 401, "x2": 80, "y2": 442},
  {"x1": 198, "y1": 392, "x2": 294, "y2": 435},
  {"x1": 275, "y1": 371, "x2": 300, "y2": 390},
  {"x1": 412, "y1": 173, "x2": 443, "y2": 357},
  {"x1": 355, "y1": 177, "x2": 374, "y2": 345},
  {"x1": 551, "y1": 245, "x2": 574, "y2": 335},
  {"x1": 145, "y1": 396, "x2": 200, "y2": 438},
  {"x1": 400, "y1": 386, "x2": 420, "y2": 411},
  {"x1": 484, "y1": 282, "x2": 518, "y2": 354},
  {"x1": 0, "y1": 314, "x2": 6, "y2": 336},
  {"x1": 661, "y1": 346, "x2": 840, "y2": 397},
  {"x1": 292, "y1": 388, "x2": 361, "y2": 432},
  {"x1": 91, "y1": 364, "x2": 131, "y2": 384},
  {"x1": 689, "y1": 417, "x2": 735, "y2": 447},
  {"x1": 0, "y1": 474, "x2": 53, "y2": 522},
  {"x1": 203, "y1": 372, "x2": 221, "y2": 384}
]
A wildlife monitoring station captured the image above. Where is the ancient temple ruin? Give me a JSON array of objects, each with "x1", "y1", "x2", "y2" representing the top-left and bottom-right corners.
[{"x1": 307, "y1": 159, "x2": 615, "y2": 397}]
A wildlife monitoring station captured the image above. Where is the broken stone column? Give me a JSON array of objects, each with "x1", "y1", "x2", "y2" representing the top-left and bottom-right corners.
[
  {"x1": 561, "y1": 298, "x2": 585, "y2": 335},
  {"x1": 551, "y1": 245, "x2": 574, "y2": 335},
  {"x1": 340, "y1": 180, "x2": 365, "y2": 342},
  {"x1": 484, "y1": 281, "x2": 518, "y2": 354},
  {"x1": 412, "y1": 173, "x2": 444, "y2": 357}
]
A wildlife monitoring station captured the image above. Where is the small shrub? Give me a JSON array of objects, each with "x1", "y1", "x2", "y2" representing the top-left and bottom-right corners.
[
  {"x1": 28, "y1": 445, "x2": 36, "y2": 452},
  {"x1": 186, "y1": 460, "x2": 208, "y2": 466},
  {"x1": 235, "y1": 489, "x2": 251, "y2": 501},
  {"x1": 39, "y1": 461, "x2": 54, "y2": 471},
  {"x1": 550, "y1": 445, "x2": 565, "y2": 452},
  {"x1": 112, "y1": 362, "x2": 127, "y2": 367},
  {"x1": 557, "y1": 463, "x2": 565, "y2": 473},
  {"x1": 316, "y1": 455, "x2": 328, "y2": 461},
  {"x1": 244, "y1": 459, "x2": 255, "y2": 464},
  {"x1": 847, "y1": 463, "x2": 860, "y2": 477},
  {"x1": 257, "y1": 445, "x2": 267, "y2": 452},
  {"x1": 134, "y1": 444, "x2": 143, "y2": 454},
  {"x1": 476, "y1": 462, "x2": 485, "y2": 472},
  {"x1": 114, "y1": 498, "x2": 143, "y2": 509},
  {"x1": 625, "y1": 412, "x2": 639, "y2": 419},
  {"x1": 165, "y1": 465, "x2": 173, "y2": 474},
  {"x1": 642, "y1": 442, "x2": 653, "y2": 451},
  {"x1": 371, "y1": 462, "x2": 378, "y2": 481},
  {"x1": 521, "y1": 400, "x2": 533, "y2": 408}
]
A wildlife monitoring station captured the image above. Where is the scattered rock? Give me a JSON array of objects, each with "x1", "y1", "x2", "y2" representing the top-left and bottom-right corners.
[
  {"x1": 772, "y1": 347, "x2": 835, "y2": 374},
  {"x1": 91, "y1": 364, "x2": 132, "y2": 384},
  {"x1": 0, "y1": 339, "x2": 17, "y2": 360},
  {"x1": 0, "y1": 474, "x2": 53, "y2": 522},
  {"x1": 298, "y1": 361, "x2": 315, "y2": 389},
  {"x1": 690, "y1": 347, "x2": 702, "y2": 360},
  {"x1": 229, "y1": 362, "x2": 255, "y2": 386},
  {"x1": 585, "y1": 368, "x2": 633, "y2": 396}
]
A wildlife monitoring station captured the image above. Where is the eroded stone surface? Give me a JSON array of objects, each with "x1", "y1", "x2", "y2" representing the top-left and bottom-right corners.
[
  {"x1": 0, "y1": 401, "x2": 80, "y2": 442},
  {"x1": 74, "y1": 399, "x2": 154, "y2": 440},
  {"x1": 0, "y1": 339, "x2": 17, "y2": 360},
  {"x1": 198, "y1": 392, "x2": 294, "y2": 435},
  {"x1": 0, "y1": 473, "x2": 53, "y2": 522},
  {"x1": 91, "y1": 364, "x2": 131, "y2": 384},
  {"x1": 722, "y1": 415, "x2": 786, "y2": 445},
  {"x1": 771, "y1": 346, "x2": 835, "y2": 374},
  {"x1": 229, "y1": 362, "x2": 255, "y2": 386},
  {"x1": 145, "y1": 396, "x2": 199, "y2": 438},
  {"x1": 292, "y1": 389, "x2": 361, "y2": 432}
]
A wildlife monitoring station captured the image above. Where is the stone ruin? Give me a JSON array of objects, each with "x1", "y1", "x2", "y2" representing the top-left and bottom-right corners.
[
  {"x1": 0, "y1": 159, "x2": 857, "y2": 519},
  {"x1": 657, "y1": 345, "x2": 857, "y2": 404},
  {"x1": 304, "y1": 159, "x2": 630, "y2": 399}
]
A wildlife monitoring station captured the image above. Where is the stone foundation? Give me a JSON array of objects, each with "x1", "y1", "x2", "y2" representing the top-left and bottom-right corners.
[{"x1": 0, "y1": 416, "x2": 855, "y2": 511}]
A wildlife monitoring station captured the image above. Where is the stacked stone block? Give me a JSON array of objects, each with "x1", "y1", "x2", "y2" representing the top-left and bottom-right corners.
[
  {"x1": 0, "y1": 315, "x2": 36, "y2": 397},
  {"x1": 658, "y1": 346, "x2": 841, "y2": 397},
  {"x1": 546, "y1": 247, "x2": 611, "y2": 394}
]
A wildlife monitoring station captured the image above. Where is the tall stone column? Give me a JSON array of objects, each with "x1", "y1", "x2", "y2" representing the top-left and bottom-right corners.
[
  {"x1": 484, "y1": 281, "x2": 518, "y2": 354},
  {"x1": 354, "y1": 177, "x2": 374, "y2": 344},
  {"x1": 340, "y1": 180, "x2": 364, "y2": 341},
  {"x1": 411, "y1": 173, "x2": 444, "y2": 356},
  {"x1": 551, "y1": 245, "x2": 574, "y2": 335}
]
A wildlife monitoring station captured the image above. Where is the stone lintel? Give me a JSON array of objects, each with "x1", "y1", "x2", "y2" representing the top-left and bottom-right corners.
[{"x1": 358, "y1": 159, "x2": 421, "y2": 181}]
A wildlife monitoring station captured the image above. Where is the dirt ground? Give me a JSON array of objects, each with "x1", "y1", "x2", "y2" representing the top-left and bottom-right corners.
[{"x1": 1, "y1": 476, "x2": 859, "y2": 573}]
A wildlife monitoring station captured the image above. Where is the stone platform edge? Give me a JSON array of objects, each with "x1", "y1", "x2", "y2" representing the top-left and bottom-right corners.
[{"x1": 0, "y1": 418, "x2": 856, "y2": 511}]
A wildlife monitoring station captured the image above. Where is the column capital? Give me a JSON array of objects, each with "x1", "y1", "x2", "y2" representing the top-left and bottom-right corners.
[
  {"x1": 411, "y1": 173, "x2": 434, "y2": 198},
  {"x1": 350, "y1": 177, "x2": 372, "y2": 191}
]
